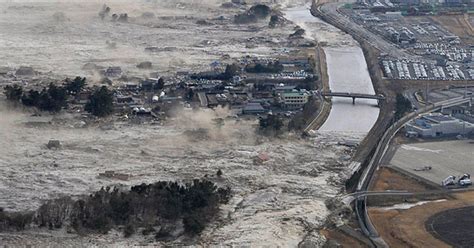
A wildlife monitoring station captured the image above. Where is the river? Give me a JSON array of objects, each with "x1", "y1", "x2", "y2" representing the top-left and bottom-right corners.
[{"x1": 284, "y1": 5, "x2": 380, "y2": 136}]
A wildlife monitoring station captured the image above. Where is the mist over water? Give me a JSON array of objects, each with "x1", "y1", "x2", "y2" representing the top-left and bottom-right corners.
[
  {"x1": 0, "y1": 1, "x2": 363, "y2": 246},
  {"x1": 0, "y1": 0, "x2": 294, "y2": 78}
]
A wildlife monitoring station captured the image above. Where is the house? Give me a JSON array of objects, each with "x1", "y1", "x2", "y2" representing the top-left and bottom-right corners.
[
  {"x1": 105, "y1": 67, "x2": 122, "y2": 77},
  {"x1": 253, "y1": 152, "x2": 270, "y2": 164},
  {"x1": 15, "y1": 66, "x2": 35, "y2": 76},
  {"x1": 75, "y1": 91, "x2": 92, "y2": 104},
  {"x1": 141, "y1": 78, "x2": 157, "y2": 91},
  {"x1": 206, "y1": 94, "x2": 219, "y2": 107}
]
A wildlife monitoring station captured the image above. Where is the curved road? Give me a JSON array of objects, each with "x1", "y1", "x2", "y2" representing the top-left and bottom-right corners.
[
  {"x1": 353, "y1": 96, "x2": 472, "y2": 246},
  {"x1": 317, "y1": 2, "x2": 414, "y2": 59}
]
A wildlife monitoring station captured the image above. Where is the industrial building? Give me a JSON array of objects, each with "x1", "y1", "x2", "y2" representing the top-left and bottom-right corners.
[{"x1": 405, "y1": 113, "x2": 474, "y2": 138}]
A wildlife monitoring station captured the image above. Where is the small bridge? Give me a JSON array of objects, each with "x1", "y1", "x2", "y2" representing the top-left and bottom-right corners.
[{"x1": 320, "y1": 92, "x2": 386, "y2": 104}]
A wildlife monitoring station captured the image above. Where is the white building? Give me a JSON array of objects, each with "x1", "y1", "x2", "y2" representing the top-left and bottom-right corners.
[
  {"x1": 405, "y1": 113, "x2": 474, "y2": 138},
  {"x1": 280, "y1": 91, "x2": 310, "y2": 110}
]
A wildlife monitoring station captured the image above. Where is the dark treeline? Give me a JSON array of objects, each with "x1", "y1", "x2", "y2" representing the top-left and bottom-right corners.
[
  {"x1": 190, "y1": 64, "x2": 240, "y2": 81},
  {"x1": 3, "y1": 77, "x2": 86, "y2": 112},
  {"x1": 245, "y1": 61, "x2": 284, "y2": 74},
  {"x1": 4, "y1": 78, "x2": 114, "y2": 117},
  {"x1": 0, "y1": 180, "x2": 231, "y2": 240}
]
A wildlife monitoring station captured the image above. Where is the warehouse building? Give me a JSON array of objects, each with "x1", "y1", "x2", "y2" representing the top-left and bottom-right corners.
[{"x1": 405, "y1": 113, "x2": 474, "y2": 138}]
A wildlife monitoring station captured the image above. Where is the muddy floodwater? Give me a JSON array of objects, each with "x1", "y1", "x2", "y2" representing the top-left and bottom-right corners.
[
  {"x1": 0, "y1": 0, "x2": 295, "y2": 78},
  {"x1": 284, "y1": 5, "x2": 380, "y2": 136},
  {"x1": 0, "y1": 105, "x2": 355, "y2": 246}
]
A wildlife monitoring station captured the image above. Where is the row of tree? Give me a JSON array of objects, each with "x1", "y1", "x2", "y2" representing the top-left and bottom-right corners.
[
  {"x1": 3, "y1": 77, "x2": 114, "y2": 117},
  {"x1": 0, "y1": 180, "x2": 231, "y2": 239},
  {"x1": 190, "y1": 64, "x2": 240, "y2": 81},
  {"x1": 244, "y1": 61, "x2": 284, "y2": 74}
]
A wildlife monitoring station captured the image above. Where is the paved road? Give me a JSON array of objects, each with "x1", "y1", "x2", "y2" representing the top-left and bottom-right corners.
[
  {"x1": 352, "y1": 96, "x2": 472, "y2": 246},
  {"x1": 317, "y1": 3, "x2": 415, "y2": 59}
]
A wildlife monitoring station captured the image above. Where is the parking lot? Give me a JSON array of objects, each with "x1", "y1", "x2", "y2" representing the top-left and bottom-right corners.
[
  {"x1": 381, "y1": 59, "x2": 473, "y2": 80},
  {"x1": 340, "y1": 6, "x2": 474, "y2": 81},
  {"x1": 389, "y1": 140, "x2": 474, "y2": 186}
]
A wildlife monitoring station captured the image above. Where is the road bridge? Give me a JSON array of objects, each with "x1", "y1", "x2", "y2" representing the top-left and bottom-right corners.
[{"x1": 320, "y1": 91, "x2": 386, "y2": 104}]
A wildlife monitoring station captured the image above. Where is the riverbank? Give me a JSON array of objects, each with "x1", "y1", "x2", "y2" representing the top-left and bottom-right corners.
[{"x1": 284, "y1": 5, "x2": 380, "y2": 138}]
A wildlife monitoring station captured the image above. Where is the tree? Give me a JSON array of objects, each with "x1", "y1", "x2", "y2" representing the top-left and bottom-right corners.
[
  {"x1": 1, "y1": 179, "x2": 231, "y2": 238},
  {"x1": 65, "y1": 77, "x2": 86, "y2": 95},
  {"x1": 48, "y1": 84, "x2": 67, "y2": 107},
  {"x1": 21, "y1": 90, "x2": 41, "y2": 107},
  {"x1": 155, "y1": 77, "x2": 165, "y2": 90},
  {"x1": 394, "y1": 94, "x2": 412, "y2": 120},
  {"x1": 24, "y1": 83, "x2": 68, "y2": 112},
  {"x1": 183, "y1": 214, "x2": 205, "y2": 234},
  {"x1": 85, "y1": 86, "x2": 114, "y2": 117},
  {"x1": 259, "y1": 114, "x2": 284, "y2": 134},
  {"x1": 42, "y1": 83, "x2": 68, "y2": 112},
  {"x1": 3, "y1": 85, "x2": 23, "y2": 102},
  {"x1": 244, "y1": 61, "x2": 283, "y2": 73},
  {"x1": 223, "y1": 63, "x2": 240, "y2": 80},
  {"x1": 295, "y1": 76, "x2": 317, "y2": 91}
]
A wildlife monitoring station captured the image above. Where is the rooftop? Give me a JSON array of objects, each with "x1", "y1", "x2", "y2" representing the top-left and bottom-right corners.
[
  {"x1": 424, "y1": 114, "x2": 456, "y2": 123},
  {"x1": 282, "y1": 91, "x2": 309, "y2": 97},
  {"x1": 243, "y1": 102, "x2": 265, "y2": 112}
]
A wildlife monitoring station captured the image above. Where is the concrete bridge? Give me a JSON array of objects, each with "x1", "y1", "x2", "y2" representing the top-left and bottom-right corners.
[{"x1": 320, "y1": 91, "x2": 386, "y2": 104}]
